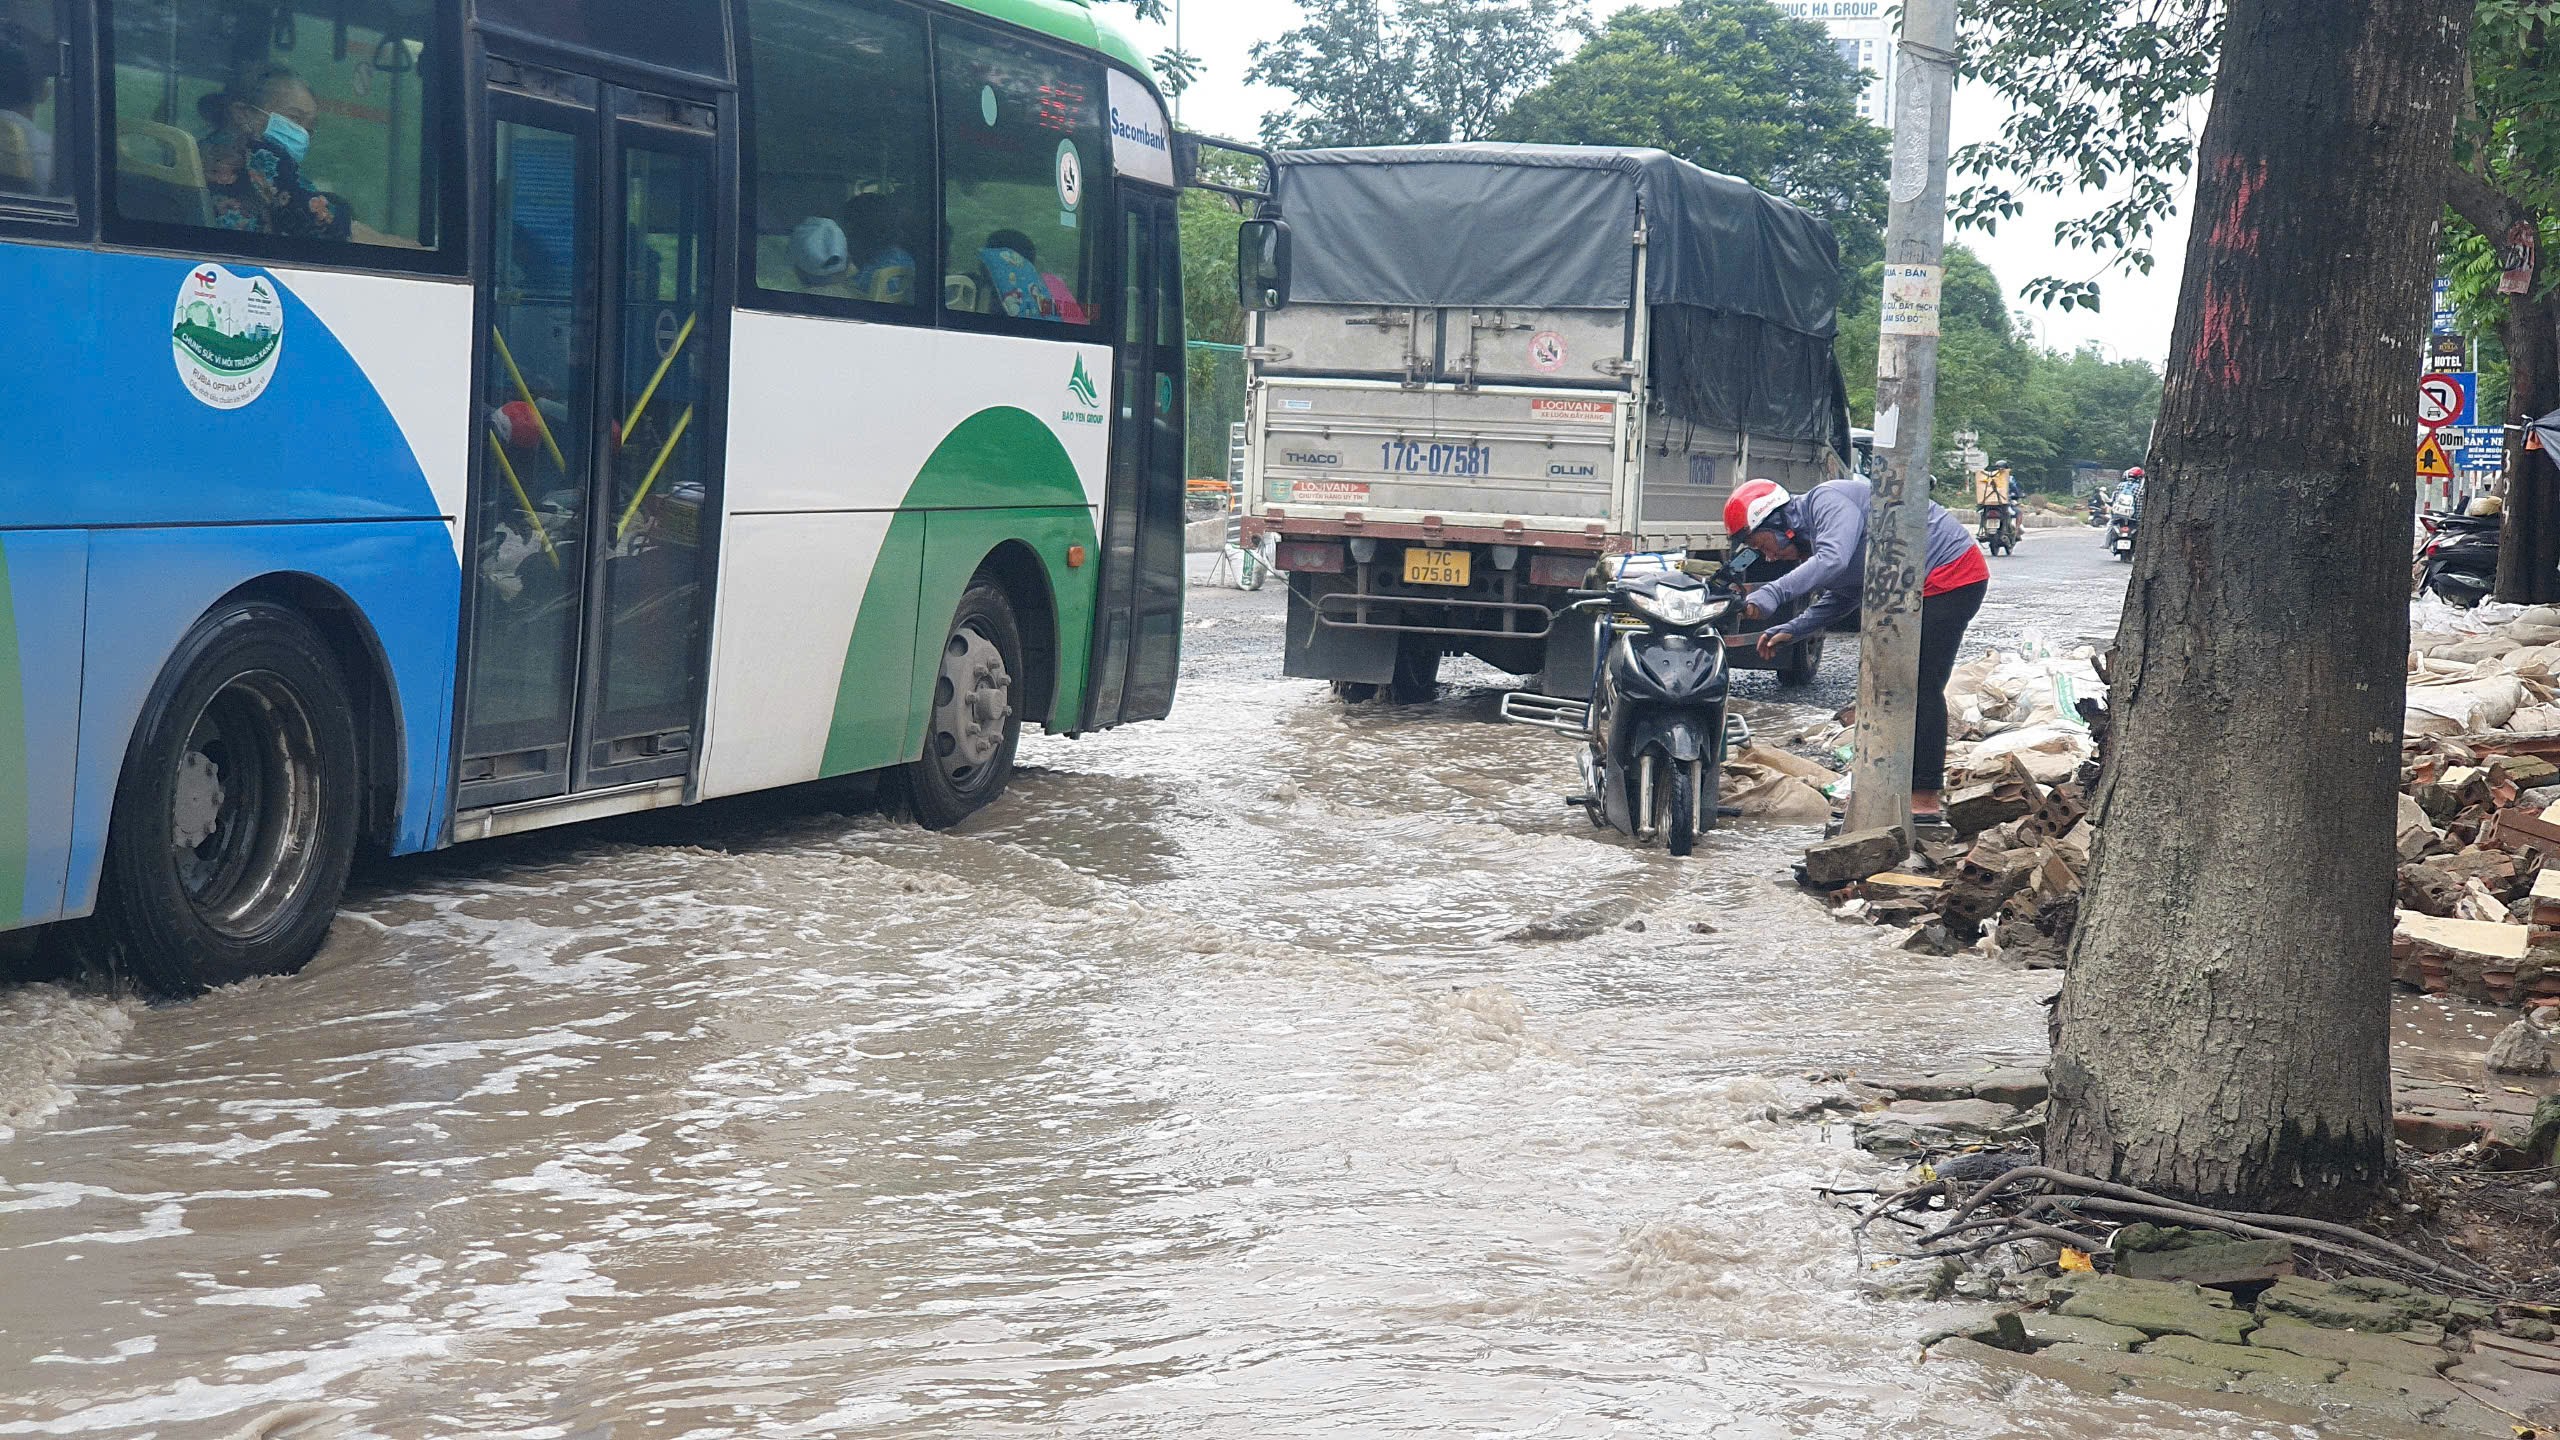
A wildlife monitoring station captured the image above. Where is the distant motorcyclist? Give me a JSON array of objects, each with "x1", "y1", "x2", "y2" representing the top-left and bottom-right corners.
[
  {"x1": 1973, "y1": 465, "x2": 2021, "y2": 554},
  {"x1": 1726, "y1": 478, "x2": 1989, "y2": 824}
]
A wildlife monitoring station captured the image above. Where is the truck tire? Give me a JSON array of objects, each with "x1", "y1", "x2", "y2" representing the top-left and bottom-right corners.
[
  {"x1": 1387, "y1": 640, "x2": 1441, "y2": 705},
  {"x1": 1776, "y1": 636, "x2": 1825, "y2": 688},
  {"x1": 903, "y1": 581, "x2": 1024, "y2": 829},
  {"x1": 1330, "y1": 680, "x2": 1379, "y2": 704},
  {"x1": 74, "y1": 601, "x2": 361, "y2": 998}
]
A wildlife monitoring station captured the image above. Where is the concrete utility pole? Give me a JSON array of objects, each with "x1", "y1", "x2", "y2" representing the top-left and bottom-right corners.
[{"x1": 1843, "y1": 0, "x2": 1959, "y2": 841}]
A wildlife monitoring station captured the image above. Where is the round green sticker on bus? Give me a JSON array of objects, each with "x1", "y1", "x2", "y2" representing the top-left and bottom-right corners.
[{"x1": 172, "y1": 263, "x2": 285, "y2": 411}]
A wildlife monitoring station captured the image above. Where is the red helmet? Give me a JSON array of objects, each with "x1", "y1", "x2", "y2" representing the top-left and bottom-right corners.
[
  {"x1": 1724, "y1": 479, "x2": 1791, "y2": 540},
  {"x1": 2125, "y1": 466, "x2": 2146, "y2": 480}
]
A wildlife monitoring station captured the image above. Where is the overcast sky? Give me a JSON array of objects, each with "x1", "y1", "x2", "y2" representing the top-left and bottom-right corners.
[{"x1": 1116, "y1": 0, "x2": 2196, "y2": 366}]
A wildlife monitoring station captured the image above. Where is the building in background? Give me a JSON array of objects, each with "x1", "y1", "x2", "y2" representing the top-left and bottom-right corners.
[{"x1": 1770, "y1": 0, "x2": 1894, "y2": 125}]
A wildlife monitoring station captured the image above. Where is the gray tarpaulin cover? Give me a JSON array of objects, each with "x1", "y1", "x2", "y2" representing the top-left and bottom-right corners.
[{"x1": 1274, "y1": 144, "x2": 1850, "y2": 454}]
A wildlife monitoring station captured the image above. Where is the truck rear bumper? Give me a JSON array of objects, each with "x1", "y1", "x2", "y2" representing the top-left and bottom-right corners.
[{"x1": 1244, "y1": 514, "x2": 1622, "y2": 552}]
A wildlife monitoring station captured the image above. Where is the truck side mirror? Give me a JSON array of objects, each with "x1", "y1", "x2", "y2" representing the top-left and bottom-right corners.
[{"x1": 1238, "y1": 218, "x2": 1292, "y2": 312}]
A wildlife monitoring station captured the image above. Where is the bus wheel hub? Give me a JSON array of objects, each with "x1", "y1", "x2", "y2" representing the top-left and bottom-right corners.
[
  {"x1": 172, "y1": 751, "x2": 227, "y2": 851},
  {"x1": 936, "y1": 630, "x2": 1011, "y2": 772}
]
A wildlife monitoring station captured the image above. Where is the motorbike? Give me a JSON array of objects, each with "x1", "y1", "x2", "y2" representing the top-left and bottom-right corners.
[
  {"x1": 1977, "y1": 502, "x2": 2022, "y2": 557},
  {"x1": 2414, "y1": 509, "x2": 2502, "y2": 608},
  {"x1": 1499, "y1": 554, "x2": 1750, "y2": 857},
  {"x1": 2105, "y1": 489, "x2": 2140, "y2": 562},
  {"x1": 2086, "y1": 492, "x2": 2106, "y2": 527}
]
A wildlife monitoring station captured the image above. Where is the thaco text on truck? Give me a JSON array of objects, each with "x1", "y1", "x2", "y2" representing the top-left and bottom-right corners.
[{"x1": 1237, "y1": 145, "x2": 1856, "y2": 702}]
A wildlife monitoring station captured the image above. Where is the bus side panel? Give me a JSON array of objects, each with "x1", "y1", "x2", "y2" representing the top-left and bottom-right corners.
[
  {"x1": 697, "y1": 511, "x2": 911, "y2": 799},
  {"x1": 62, "y1": 522, "x2": 459, "y2": 917},
  {"x1": 0, "y1": 534, "x2": 89, "y2": 931},
  {"x1": 705, "y1": 315, "x2": 1110, "y2": 798},
  {"x1": 912, "y1": 507, "x2": 1099, "y2": 756},
  {"x1": 0, "y1": 250, "x2": 456, "y2": 531}
]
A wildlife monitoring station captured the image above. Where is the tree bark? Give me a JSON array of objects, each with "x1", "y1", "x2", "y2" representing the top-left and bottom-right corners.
[{"x1": 2048, "y1": 0, "x2": 2474, "y2": 1217}]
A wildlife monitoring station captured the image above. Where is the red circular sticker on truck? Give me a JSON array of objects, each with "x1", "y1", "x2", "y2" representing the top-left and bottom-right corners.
[{"x1": 1529, "y1": 331, "x2": 1567, "y2": 372}]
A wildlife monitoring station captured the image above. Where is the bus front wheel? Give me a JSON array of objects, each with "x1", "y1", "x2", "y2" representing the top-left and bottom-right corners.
[
  {"x1": 905, "y1": 581, "x2": 1025, "y2": 830},
  {"x1": 78, "y1": 601, "x2": 361, "y2": 998}
]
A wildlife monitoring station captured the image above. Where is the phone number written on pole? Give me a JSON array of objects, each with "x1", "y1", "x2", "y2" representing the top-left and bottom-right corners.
[{"x1": 1379, "y1": 441, "x2": 1495, "y2": 476}]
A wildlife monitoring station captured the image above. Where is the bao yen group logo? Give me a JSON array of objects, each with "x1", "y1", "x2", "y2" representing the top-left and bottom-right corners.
[{"x1": 172, "y1": 264, "x2": 286, "y2": 410}]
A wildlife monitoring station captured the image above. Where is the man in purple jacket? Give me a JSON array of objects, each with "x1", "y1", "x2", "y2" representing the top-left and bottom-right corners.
[{"x1": 1724, "y1": 477, "x2": 1991, "y2": 822}]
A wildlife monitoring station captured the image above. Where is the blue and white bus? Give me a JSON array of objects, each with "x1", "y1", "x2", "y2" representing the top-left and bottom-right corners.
[{"x1": 0, "y1": 0, "x2": 1277, "y2": 995}]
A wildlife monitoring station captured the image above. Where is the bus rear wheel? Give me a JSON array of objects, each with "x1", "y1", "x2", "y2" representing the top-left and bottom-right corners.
[
  {"x1": 77, "y1": 601, "x2": 360, "y2": 998},
  {"x1": 905, "y1": 581, "x2": 1025, "y2": 830}
]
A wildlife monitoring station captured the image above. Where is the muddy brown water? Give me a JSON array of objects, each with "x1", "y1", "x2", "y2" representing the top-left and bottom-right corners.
[{"x1": 0, "y1": 581, "x2": 2310, "y2": 1438}]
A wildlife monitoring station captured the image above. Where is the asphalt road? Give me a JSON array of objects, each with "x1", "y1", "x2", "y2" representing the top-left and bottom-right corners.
[{"x1": 1714, "y1": 521, "x2": 2132, "y2": 712}]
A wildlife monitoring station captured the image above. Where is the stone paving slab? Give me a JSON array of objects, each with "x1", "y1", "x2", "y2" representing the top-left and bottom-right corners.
[
  {"x1": 2250, "y1": 1314, "x2": 2457, "y2": 1375},
  {"x1": 2050, "y1": 1274, "x2": 2258, "y2": 1346},
  {"x1": 2145, "y1": 1334, "x2": 2346, "y2": 1384}
]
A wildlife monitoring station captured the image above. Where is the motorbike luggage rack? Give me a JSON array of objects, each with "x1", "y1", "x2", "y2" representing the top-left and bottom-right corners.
[
  {"x1": 1312, "y1": 592, "x2": 1557, "y2": 640},
  {"x1": 1499, "y1": 691, "x2": 1592, "y2": 735}
]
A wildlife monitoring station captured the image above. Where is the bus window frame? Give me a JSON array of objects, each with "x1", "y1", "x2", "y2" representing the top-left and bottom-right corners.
[
  {"x1": 924, "y1": 10, "x2": 1111, "y2": 346},
  {"x1": 0, "y1": 0, "x2": 91, "y2": 235},
  {"x1": 93, "y1": 0, "x2": 468, "y2": 279},
  {"x1": 731, "y1": 0, "x2": 935, "y2": 329}
]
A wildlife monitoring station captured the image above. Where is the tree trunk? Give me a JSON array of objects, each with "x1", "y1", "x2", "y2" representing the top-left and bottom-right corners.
[
  {"x1": 2495, "y1": 288, "x2": 2560, "y2": 603},
  {"x1": 2047, "y1": 0, "x2": 2474, "y2": 1217}
]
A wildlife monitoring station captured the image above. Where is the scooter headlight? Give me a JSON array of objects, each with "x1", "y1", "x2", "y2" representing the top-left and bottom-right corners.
[{"x1": 1628, "y1": 585, "x2": 1728, "y2": 628}]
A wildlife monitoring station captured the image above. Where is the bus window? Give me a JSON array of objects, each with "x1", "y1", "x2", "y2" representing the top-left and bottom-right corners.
[
  {"x1": 741, "y1": 0, "x2": 929, "y2": 309},
  {"x1": 936, "y1": 29, "x2": 1102, "y2": 329},
  {"x1": 0, "y1": 0, "x2": 66, "y2": 205},
  {"x1": 106, "y1": 0, "x2": 438, "y2": 252},
  {"x1": 476, "y1": 0, "x2": 727, "y2": 80}
]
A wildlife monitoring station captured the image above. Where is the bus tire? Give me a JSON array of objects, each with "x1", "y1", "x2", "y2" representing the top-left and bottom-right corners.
[
  {"x1": 904, "y1": 581, "x2": 1025, "y2": 830},
  {"x1": 75, "y1": 601, "x2": 361, "y2": 999}
]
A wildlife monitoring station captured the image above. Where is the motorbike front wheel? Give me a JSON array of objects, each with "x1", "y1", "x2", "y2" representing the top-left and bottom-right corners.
[{"x1": 1665, "y1": 759, "x2": 1699, "y2": 857}]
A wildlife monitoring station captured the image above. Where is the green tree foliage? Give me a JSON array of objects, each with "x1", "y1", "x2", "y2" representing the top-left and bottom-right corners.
[
  {"x1": 1495, "y1": 0, "x2": 1890, "y2": 268},
  {"x1": 1246, "y1": 0, "x2": 1588, "y2": 148},
  {"x1": 1836, "y1": 246, "x2": 2162, "y2": 491}
]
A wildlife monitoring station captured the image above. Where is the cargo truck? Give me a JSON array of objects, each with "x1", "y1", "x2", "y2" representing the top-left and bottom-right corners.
[{"x1": 1238, "y1": 145, "x2": 1856, "y2": 701}]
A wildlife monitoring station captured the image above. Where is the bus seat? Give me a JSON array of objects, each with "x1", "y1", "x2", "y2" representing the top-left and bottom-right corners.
[
  {"x1": 943, "y1": 274, "x2": 978, "y2": 312},
  {"x1": 0, "y1": 125, "x2": 30, "y2": 187},
  {"x1": 115, "y1": 121, "x2": 212, "y2": 225}
]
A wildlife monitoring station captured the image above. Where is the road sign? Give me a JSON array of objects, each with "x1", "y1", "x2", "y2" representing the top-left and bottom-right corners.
[
  {"x1": 2417, "y1": 432, "x2": 2456, "y2": 480},
  {"x1": 2434, "y1": 277, "x2": 2460, "y2": 336},
  {"x1": 2418, "y1": 372, "x2": 2471, "y2": 430}
]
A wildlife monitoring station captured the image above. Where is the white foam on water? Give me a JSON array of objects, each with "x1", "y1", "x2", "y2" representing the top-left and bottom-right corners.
[{"x1": 0, "y1": 986, "x2": 135, "y2": 1143}]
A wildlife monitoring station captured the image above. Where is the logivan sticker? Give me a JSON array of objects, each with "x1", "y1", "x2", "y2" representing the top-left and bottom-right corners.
[
  {"x1": 1281, "y1": 480, "x2": 1370, "y2": 505},
  {"x1": 1529, "y1": 330, "x2": 1567, "y2": 372},
  {"x1": 1530, "y1": 398, "x2": 1612, "y2": 423},
  {"x1": 172, "y1": 264, "x2": 284, "y2": 410}
]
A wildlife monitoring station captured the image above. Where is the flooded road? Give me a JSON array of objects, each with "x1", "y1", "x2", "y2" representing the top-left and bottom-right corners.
[{"x1": 0, "y1": 541, "x2": 2298, "y2": 1439}]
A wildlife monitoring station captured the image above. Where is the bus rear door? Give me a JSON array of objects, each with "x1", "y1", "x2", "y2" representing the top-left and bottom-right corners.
[{"x1": 457, "y1": 58, "x2": 728, "y2": 816}]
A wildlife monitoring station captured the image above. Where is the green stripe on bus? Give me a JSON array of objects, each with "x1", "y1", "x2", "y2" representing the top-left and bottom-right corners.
[
  {"x1": 946, "y1": 0, "x2": 1156, "y2": 80},
  {"x1": 0, "y1": 541, "x2": 25, "y2": 925},
  {"x1": 821, "y1": 407, "x2": 1100, "y2": 777}
]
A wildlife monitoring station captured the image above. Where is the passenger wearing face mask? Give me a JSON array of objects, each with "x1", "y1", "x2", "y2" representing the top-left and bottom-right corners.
[{"x1": 199, "y1": 66, "x2": 351, "y2": 241}]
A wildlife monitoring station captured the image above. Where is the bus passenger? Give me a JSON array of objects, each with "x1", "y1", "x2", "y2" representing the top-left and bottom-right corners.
[
  {"x1": 979, "y1": 229, "x2": 1084, "y2": 324},
  {"x1": 200, "y1": 66, "x2": 352, "y2": 241},
  {"x1": 0, "y1": 34, "x2": 52, "y2": 191},
  {"x1": 839, "y1": 192, "x2": 918, "y2": 306}
]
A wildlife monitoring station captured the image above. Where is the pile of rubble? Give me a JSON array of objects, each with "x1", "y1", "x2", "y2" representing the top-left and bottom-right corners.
[
  {"x1": 2394, "y1": 601, "x2": 2560, "y2": 1021},
  {"x1": 1788, "y1": 644, "x2": 2108, "y2": 963}
]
